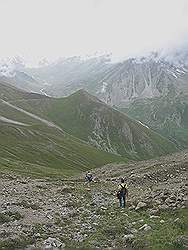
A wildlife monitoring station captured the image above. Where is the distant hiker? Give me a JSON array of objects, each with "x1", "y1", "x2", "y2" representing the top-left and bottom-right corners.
[
  {"x1": 117, "y1": 178, "x2": 128, "y2": 208},
  {"x1": 85, "y1": 172, "x2": 93, "y2": 183}
]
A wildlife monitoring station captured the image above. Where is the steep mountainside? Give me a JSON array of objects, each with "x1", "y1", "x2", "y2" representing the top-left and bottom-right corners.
[
  {"x1": 24, "y1": 54, "x2": 188, "y2": 106},
  {"x1": 0, "y1": 82, "x2": 125, "y2": 177},
  {"x1": 120, "y1": 93, "x2": 188, "y2": 149},
  {"x1": 14, "y1": 89, "x2": 178, "y2": 160},
  {"x1": 98, "y1": 58, "x2": 188, "y2": 106}
]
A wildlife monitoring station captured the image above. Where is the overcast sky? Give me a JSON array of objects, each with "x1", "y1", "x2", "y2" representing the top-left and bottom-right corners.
[{"x1": 0, "y1": 0, "x2": 188, "y2": 64}]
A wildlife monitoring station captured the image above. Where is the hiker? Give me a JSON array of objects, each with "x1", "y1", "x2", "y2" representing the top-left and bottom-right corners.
[
  {"x1": 117, "y1": 178, "x2": 128, "y2": 208},
  {"x1": 85, "y1": 172, "x2": 93, "y2": 183}
]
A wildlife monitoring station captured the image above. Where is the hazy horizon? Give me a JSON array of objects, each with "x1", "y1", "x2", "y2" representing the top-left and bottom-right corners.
[{"x1": 0, "y1": 0, "x2": 188, "y2": 65}]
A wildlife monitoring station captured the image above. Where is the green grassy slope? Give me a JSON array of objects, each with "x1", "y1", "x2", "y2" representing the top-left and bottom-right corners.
[
  {"x1": 0, "y1": 81, "x2": 26, "y2": 100},
  {"x1": 14, "y1": 89, "x2": 178, "y2": 160},
  {"x1": 0, "y1": 123, "x2": 124, "y2": 177},
  {"x1": 0, "y1": 83, "x2": 125, "y2": 177}
]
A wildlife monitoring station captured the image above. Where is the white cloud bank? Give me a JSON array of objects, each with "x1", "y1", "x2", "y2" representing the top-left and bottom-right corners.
[{"x1": 0, "y1": 0, "x2": 188, "y2": 64}]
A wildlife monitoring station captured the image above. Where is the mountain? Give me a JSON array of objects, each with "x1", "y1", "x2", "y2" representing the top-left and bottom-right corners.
[
  {"x1": 24, "y1": 55, "x2": 112, "y2": 96},
  {"x1": 120, "y1": 93, "x2": 188, "y2": 149},
  {"x1": 2, "y1": 51, "x2": 188, "y2": 107},
  {"x1": 0, "y1": 71, "x2": 44, "y2": 94},
  {"x1": 23, "y1": 53, "x2": 188, "y2": 106},
  {"x1": 98, "y1": 57, "x2": 188, "y2": 106},
  {"x1": 13, "y1": 89, "x2": 178, "y2": 160},
  {"x1": 0, "y1": 57, "x2": 44, "y2": 93},
  {"x1": 0, "y1": 82, "x2": 125, "y2": 177},
  {"x1": 0, "y1": 80, "x2": 46, "y2": 101},
  {"x1": 2, "y1": 51, "x2": 187, "y2": 152},
  {"x1": 20, "y1": 52, "x2": 188, "y2": 150}
]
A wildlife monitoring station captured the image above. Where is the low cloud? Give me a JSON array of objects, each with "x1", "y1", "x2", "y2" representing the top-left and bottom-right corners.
[
  {"x1": 0, "y1": 0, "x2": 188, "y2": 65},
  {"x1": 0, "y1": 57, "x2": 25, "y2": 77}
]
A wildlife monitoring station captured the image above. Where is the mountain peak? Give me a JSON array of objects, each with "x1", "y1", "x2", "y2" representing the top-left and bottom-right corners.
[{"x1": 71, "y1": 89, "x2": 103, "y2": 104}]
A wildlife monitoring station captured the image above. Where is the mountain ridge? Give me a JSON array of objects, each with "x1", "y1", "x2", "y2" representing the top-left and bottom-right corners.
[
  {"x1": 2, "y1": 52, "x2": 188, "y2": 107},
  {"x1": 12, "y1": 88, "x2": 178, "y2": 160},
  {"x1": 21, "y1": 53, "x2": 188, "y2": 104}
]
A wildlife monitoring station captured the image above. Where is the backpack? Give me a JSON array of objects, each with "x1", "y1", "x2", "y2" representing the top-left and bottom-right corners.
[
  {"x1": 85, "y1": 174, "x2": 93, "y2": 182},
  {"x1": 117, "y1": 183, "x2": 127, "y2": 198},
  {"x1": 116, "y1": 190, "x2": 121, "y2": 199}
]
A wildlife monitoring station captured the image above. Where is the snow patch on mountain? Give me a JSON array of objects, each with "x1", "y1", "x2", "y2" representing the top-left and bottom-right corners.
[
  {"x1": 101, "y1": 82, "x2": 108, "y2": 93},
  {"x1": 138, "y1": 120, "x2": 149, "y2": 129},
  {"x1": 40, "y1": 88, "x2": 51, "y2": 97}
]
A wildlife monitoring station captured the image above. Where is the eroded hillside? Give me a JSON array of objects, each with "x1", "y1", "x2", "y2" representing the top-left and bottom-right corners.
[{"x1": 122, "y1": 93, "x2": 188, "y2": 149}]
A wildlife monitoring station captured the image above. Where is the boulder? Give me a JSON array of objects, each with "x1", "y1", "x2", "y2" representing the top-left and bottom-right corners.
[
  {"x1": 148, "y1": 208, "x2": 160, "y2": 215},
  {"x1": 43, "y1": 237, "x2": 65, "y2": 249},
  {"x1": 150, "y1": 215, "x2": 160, "y2": 219},
  {"x1": 154, "y1": 199, "x2": 162, "y2": 205},
  {"x1": 123, "y1": 234, "x2": 135, "y2": 242},
  {"x1": 165, "y1": 198, "x2": 174, "y2": 204},
  {"x1": 135, "y1": 202, "x2": 147, "y2": 210},
  {"x1": 139, "y1": 224, "x2": 152, "y2": 231},
  {"x1": 130, "y1": 228, "x2": 138, "y2": 234},
  {"x1": 174, "y1": 218, "x2": 180, "y2": 222},
  {"x1": 158, "y1": 204, "x2": 169, "y2": 210}
]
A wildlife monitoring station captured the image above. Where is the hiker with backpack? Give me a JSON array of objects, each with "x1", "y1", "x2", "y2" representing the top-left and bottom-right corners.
[
  {"x1": 117, "y1": 178, "x2": 128, "y2": 208},
  {"x1": 85, "y1": 172, "x2": 93, "y2": 183}
]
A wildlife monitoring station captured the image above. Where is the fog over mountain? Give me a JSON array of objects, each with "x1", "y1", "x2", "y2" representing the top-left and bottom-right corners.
[{"x1": 0, "y1": 0, "x2": 188, "y2": 63}]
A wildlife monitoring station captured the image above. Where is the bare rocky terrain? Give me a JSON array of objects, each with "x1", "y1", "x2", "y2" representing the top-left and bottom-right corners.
[{"x1": 0, "y1": 151, "x2": 187, "y2": 250}]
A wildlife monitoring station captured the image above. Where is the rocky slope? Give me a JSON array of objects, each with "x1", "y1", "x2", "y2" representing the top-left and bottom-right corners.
[
  {"x1": 0, "y1": 150, "x2": 187, "y2": 250},
  {"x1": 98, "y1": 57, "x2": 188, "y2": 106}
]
